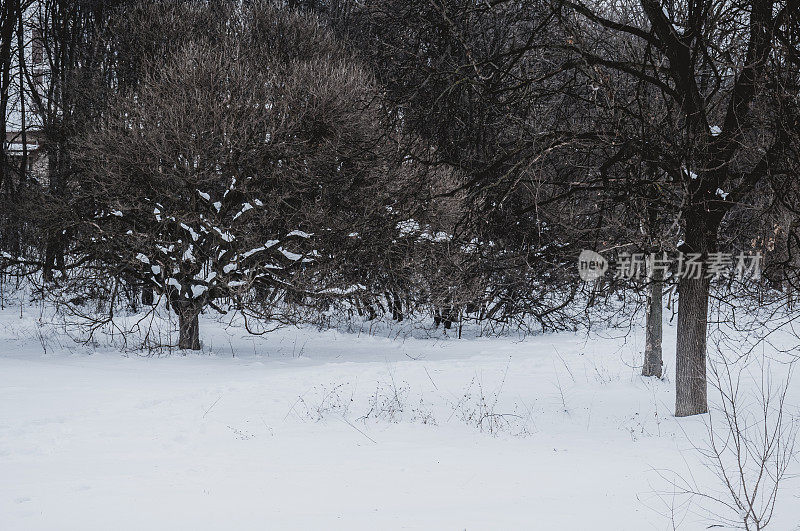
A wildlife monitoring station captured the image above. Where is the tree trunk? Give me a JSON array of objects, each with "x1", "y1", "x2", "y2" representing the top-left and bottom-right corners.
[
  {"x1": 16, "y1": 3, "x2": 27, "y2": 189},
  {"x1": 43, "y1": 142, "x2": 66, "y2": 281},
  {"x1": 675, "y1": 273, "x2": 710, "y2": 415},
  {"x1": 142, "y1": 285, "x2": 154, "y2": 306},
  {"x1": 177, "y1": 302, "x2": 201, "y2": 350},
  {"x1": 0, "y1": 1, "x2": 17, "y2": 197},
  {"x1": 43, "y1": 233, "x2": 62, "y2": 281},
  {"x1": 642, "y1": 265, "x2": 663, "y2": 378},
  {"x1": 675, "y1": 213, "x2": 716, "y2": 416}
]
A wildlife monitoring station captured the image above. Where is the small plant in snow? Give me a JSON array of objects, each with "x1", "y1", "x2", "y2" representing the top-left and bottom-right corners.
[
  {"x1": 289, "y1": 383, "x2": 354, "y2": 422},
  {"x1": 411, "y1": 398, "x2": 438, "y2": 426},
  {"x1": 452, "y1": 375, "x2": 530, "y2": 437},
  {"x1": 359, "y1": 379, "x2": 411, "y2": 423}
]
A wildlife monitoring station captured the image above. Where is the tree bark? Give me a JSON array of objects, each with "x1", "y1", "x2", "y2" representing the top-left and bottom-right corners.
[
  {"x1": 675, "y1": 212, "x2": 716, "y2": 416},
  {"x1": 43, "y1": 140, "x2": 67, "y2": 281},
  {"x1": 642, "y1": 265, "x2": 663, "y2": 378},
  {"x1": 675, "y1": 273, "x2": 710, "y2": 415},
  {"x1": 0, "y1": 0, "x2": 18, "y2": 201},
  {"x1": 43, "y1": 232, "x2": 62, "y2": 281},
  {"x1": 176, "y1": 301, "x2": 201, "y2": 350},
  {"x1": 142, "y1": 285, "x2": 154, "y2": 306}
]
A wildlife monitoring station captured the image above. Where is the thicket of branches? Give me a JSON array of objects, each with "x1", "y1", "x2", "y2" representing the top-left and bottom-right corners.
[{"x1": 2, "y1": 0, "x2": 800, "y2": 417}]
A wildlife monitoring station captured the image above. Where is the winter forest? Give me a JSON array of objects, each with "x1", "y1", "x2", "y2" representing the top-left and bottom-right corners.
[{"x1": 2, "y1": 0, "x2": 800, "y2": 528}]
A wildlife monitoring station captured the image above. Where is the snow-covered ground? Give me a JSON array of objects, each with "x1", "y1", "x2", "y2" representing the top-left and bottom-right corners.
[{"x1": 1, "y1": 301, "x2": 798, "y2": 530}]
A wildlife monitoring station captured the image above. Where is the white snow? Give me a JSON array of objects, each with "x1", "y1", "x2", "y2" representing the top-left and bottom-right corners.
[
  {"x1": 190, "y1": 284, "x2": 208, "y2": 298},
  {"x1": 286, "y1": 230, "x2": 312, "y2": 238},
  {"x1": 180, "y1": 223, "x2": 200, "y2": 242},
  {"x1": 197, "y1": 190, "x2": 211, "y2": 201},
  {"x1": 397, "y1": 219, "x2": 421, "y2": 236},
  {"x1": 241, "y1": 247, "x2": 266, "y2": 259},
  {"x1": 716, "y1": 188, "x2": 729, "y2": 199},
  {"x1": 232, "y1": 203, "x2": 253, "y2": 221},
  {"x1": 135, "y1": 253, "x2": 150, "y2": 264},
  {"x1": 421, "y1": 230, "x2": 451, "y2": 242},
  {"x1": 710, "y1": 125, "x2": 722, "y2": 136},
  {"x1": 0, "y1": 304, "x2": 798, "y2": 530},
  {"x1": 211, "y1": 227, "x2": 234, "y2": 242},
  {"x1": 279, "y1": 248, "x2": 302, "y2": 261},
  {"x1": 317, "y1": 284, "x2": 365, "y2": 295}
]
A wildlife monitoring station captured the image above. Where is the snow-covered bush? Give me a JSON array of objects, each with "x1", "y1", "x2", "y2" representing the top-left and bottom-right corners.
[{"x1": 68, "y1": 4, "x2": 400, "y2": 349}]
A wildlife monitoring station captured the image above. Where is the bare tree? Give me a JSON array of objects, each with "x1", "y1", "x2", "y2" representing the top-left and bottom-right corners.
[
  {"x1": 69, "y1": 3, "x2": 396, "y2": 349},
  {"x1": 553, "y1": 0, "x2": 800, "y2": 415}
]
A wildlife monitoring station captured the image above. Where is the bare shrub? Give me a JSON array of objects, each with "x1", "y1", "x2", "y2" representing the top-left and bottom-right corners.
[
  {"x1": 449, "y1": 370, "x2": 532, "y2": 437},
  {"x1": 654, "y1": 357, "x2": 798, "y2": 530}
]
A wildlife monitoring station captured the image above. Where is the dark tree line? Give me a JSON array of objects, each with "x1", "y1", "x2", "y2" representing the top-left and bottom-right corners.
[{"x1": 1, "y1": 0, "x2": 799, "y2": 416}]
